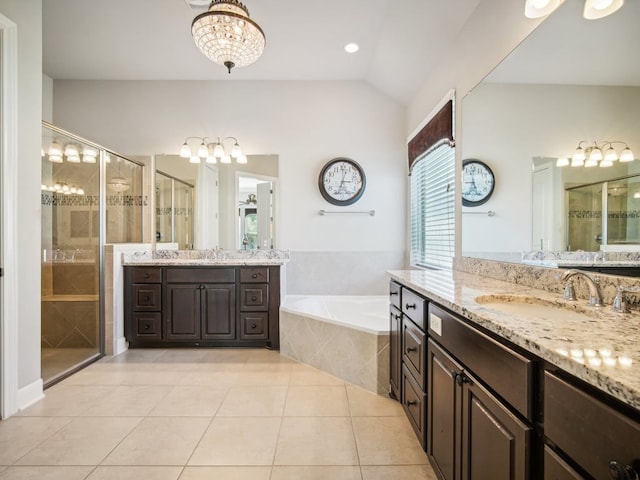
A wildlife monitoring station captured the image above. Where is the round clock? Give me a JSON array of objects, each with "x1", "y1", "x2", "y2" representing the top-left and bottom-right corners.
[
  {"x1": 318, "y1": 158, "x2": 366, "y2": 206},
  {"x1": 461, "y1": 159, "x2": 495, "y2": 207}
]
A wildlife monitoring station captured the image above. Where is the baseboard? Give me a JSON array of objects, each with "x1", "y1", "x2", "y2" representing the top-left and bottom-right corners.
[{"x1": 18, "y1": 378, "x2": 45, "y2": 411}]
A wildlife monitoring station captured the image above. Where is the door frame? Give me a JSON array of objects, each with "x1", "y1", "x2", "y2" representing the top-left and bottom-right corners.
[{"x1": 0, "y1": 13, "x2": 19, "y2": 418}]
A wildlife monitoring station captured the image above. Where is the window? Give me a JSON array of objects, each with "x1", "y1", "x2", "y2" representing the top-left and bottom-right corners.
[{"x1": 410, "y1": 142, "x2": 455, "y2": 269}]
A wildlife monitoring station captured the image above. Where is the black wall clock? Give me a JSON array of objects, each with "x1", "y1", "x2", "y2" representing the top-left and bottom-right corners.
[
  {"x1": 318, "y1": 158, "x2": 366, "y2": 206},
  {"x1": 461, "y1": 159, "x2": 495, "y2": 207}
]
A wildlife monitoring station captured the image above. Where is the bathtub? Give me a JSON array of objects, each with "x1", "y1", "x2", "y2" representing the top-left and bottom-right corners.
[{"x1": 280, "y1": 295, "x2": 390, "y2": 394}]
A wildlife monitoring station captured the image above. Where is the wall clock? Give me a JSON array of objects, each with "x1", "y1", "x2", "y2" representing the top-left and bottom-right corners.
[
  {"x1": 318, "y1": 158, "x2": 366, "y2": 206},
  {"x1": 461, "y1": 159, "x2": 495, "y2": 207}
]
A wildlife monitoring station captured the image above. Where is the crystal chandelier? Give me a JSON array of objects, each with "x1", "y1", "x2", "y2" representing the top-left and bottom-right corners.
[
  {"x1": 191, "y1": 0, "x2": 266, "y2": 74},
  {"x1": 179, "y1": 136, "x2": 247, "y2": 164}
]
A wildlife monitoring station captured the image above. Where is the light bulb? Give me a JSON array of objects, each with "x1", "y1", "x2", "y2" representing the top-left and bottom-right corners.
[
  {"x1": 70, "y1": 186, "x2": 77, "y2": 194},
  {"x1": 77, "y1": 188, "x2": 85, "y2": 195},
  {"x1": 620, "y1": 147, "x2": 635, "y2": 162},
  {"x1": 213, "y1": 143, "x2": 225, "y2": 158},
  {"x1": 572, "y1": 146, "x2": 586, "y2": 163},
  {"x1": 344, "y1": 43, "x2": 360, "y2": 53},
  {"x1": 48, "y1": 154, "x2": 63, "y2": 163},
  {"x1": 231, "y1": 142, "x2": 242, "y2": 158},
  {"x1": 599, "y1": 159, "x2": 613, "y2": 167},
  {"x1": 585, "y1": 158, "x2": 599, "y2": 167},
  {"x1": 604, "y1": 146, "x2": 618, "y2": 162},
  {"x1": 556, "y1": 157, "x2": 569, "y2": 167},
  {"x1": 179, "y1": 142, "x2": 192, "y2": 158},
  {"x1": 571, "y1": 156, "x2": 585, "y2": 167},
  {"x1": 197, "y1": 141, "x2": 208, "y2": 159},
  {"x1": 221, "y1": 154, "x2": 232, "y2": 164},
  {"x1": 61, "y1": 184, "x2": 70, "y2": 193},
  {"x1": 584, "y1": 0, "x2": 623, "y2": 19},
  {"x1": 66, "y1": 155, "x2": 81, "y2": 163},
  {"x1": 64, "y1": 144, "x2": 79, "y2": 157},
  {"x1": 48, "y1": 140, "x2": 63, "y2": 156},
  {"x1": 524, "y1": 0, "x2": 564, "y2": 18},
  {"x1": 589, "y1": 147, "x2": 603, "y2": 162},
  {"x1": 189, "y1": 156, "x2": 201, "y2": 164}
]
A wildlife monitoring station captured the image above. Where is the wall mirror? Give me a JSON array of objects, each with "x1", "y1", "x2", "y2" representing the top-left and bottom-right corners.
[
  {"x1": 154, "y1": 154, "x2": 278, "y2": 250},
  {"x1": 461, "y1": 0, "x2": 640, "y2": 269}
]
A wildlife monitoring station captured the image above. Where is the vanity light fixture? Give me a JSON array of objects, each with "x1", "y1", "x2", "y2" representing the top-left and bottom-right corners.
[
  {"x1": 525, "y1": 0, "x2": 624, "y2": 19},
  {"x1": 179, "y1": 136, "x2": 247, "y2": 164},
  {"x1": 191, "y1": 0, "x2": 266, "y2": 74},
  {"x1": 46, "y1": 139, "x2": 100, "y2": 164},
  {"x1": 564, "y1": 140, "x2": 636, "y2": 168}
]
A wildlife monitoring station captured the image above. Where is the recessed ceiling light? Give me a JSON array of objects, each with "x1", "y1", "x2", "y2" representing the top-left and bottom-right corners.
[{"x1": 344, "y1": 43, "x2": 360, "y2": 54}]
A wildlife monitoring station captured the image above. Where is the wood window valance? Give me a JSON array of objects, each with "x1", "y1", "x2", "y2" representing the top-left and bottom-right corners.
[{"x1": 408, "y1": 100, "x2": 454, "y2": 171}]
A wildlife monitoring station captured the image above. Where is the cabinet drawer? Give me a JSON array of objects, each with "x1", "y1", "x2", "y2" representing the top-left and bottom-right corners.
[
  {"x1": 131, "y1": 267, "x2": 162, "y2": 283},
  {"x1": 166, "y1": 267, "x2": 235, "y2": 284},
  {"x1": 428, "y1": 303, "x2": 534, "y2": 420},
  {"x1": 240, "y1": 267, "x2": 269, "y2": 283},
  {"x1": 389, "y1": 281, "x2": 402, "y2": 310},
  {"x1": 240, "y1": 313, "x2": 268, "y2": 339},
  {"x1": 544, "y1": 446, "x2": 584, "y2": 480},
  {"x1": 133, "y1": 284, "x2": 162, "y2": 311},
  {"x1": 402, "y1": 287, "x2": 426, "y2": 330},
  {"x1": 240, "y1": 284, "x2": 269, "y2": 311},
  {"x1": 544, "y1": 371, "x2": 640, "y2": 480},
  {"x1": 402, "y1": 317, "x2": 426, "y2": 390},
  {"x1": 402, "y1": 364, "x2": 426, "y2": 448},
  {"x1": 132, "y1": 313, "x2": 162, "y2": 340}
]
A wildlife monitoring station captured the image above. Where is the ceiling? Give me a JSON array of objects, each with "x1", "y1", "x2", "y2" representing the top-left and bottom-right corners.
[{"x1": 42, "y1": 0, "x2": 481, "y2": 104}]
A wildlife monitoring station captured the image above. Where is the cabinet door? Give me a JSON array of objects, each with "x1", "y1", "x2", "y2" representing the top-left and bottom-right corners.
[
  {"x1": 389, "y1": 305, "x2": 402, "y2": 400},
  {"x1": 461, "y1": 371, "x2": 532, "y2": 480},
  {"x1": 165, "y1": 284, "x2": 201, "y2": 340},
  {"x1": 427, "y1": 339, "x2": 461, "y2": 480},
  {"x1": 201, "y1": 284, "x2": 236, "y2": 340}
]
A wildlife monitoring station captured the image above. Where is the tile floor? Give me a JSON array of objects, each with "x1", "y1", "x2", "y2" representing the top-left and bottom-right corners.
[{"x1": 1, "y1": 348, "x2": 438, "y2": 480}]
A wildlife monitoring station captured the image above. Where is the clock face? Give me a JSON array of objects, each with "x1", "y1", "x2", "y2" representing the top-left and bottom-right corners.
[
  {"x1": 318, "y1": 158, "x2": 366, "y2": 206},
  {"x1": 461, "y1": 159, "x2": 495, "y2": 207}
]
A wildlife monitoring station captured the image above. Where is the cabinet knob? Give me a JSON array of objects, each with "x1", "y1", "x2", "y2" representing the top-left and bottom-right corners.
[
  {"x1": 251, "y1": 323, "x2": 257, "y2": 329},
  {"x1": 144, "y1": 296, "x2": 150, "y2": 301},
  {"x1": 405, "y1": 303, "x2": 417, "y2": 310},
  {"x1": 406, "y1": 346, "x2": 418, "y2": 353},
  {"x1": 251, "y1": 296, "x2": 257, "y2": 301},
  {"x1": 144, "y1": 324, "x2": 150, "y2": 330},
  {"x1": 252, "y1": 273, "x2": 258, "y2": 278},
  {"x1": 406, "y1": 400, "x2": 417, "y2": 407},
  {"x1": 144, "y1": 273, "x2": 150, "y2": 279},
  {"x1": 455, "y1": 372, "x2": 469, "y2": 386},
  {"x1": 609, "y1": 461, "x2": 639, "y2": 480}
]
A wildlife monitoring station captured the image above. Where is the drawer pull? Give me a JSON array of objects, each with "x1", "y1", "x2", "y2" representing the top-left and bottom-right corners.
[
  {"x1": 406, "y1": 347, "x2": 418, "y2": 353},
  {"x1": 406, "y1": 400, "x2": 418, "y2": 407},
  {"x1": 252, "y1": 273, "x2": 258, "y2": 278},
  {"x1": 609, "y1": 461, "x2": 639, "y2": 480},
  {"x1": 405, "y1": 303, "x2": 417, "y2": 310},
  {"x1": 455, "y1": 372, "x2": 469, "y2": 386},
  {"x1": 390, "y1": 291, "x2": 398, "y2": 296},
  {"x1": 144, "y1": 324, "x2": 150, "y2": 330},
  {"x1": 251, "y1": 296, "x2": 257, "y2": 301},
  {"x1": 144, "y1": 296, "x2": 150, "y2": 301},
  {"x1": 144, "y1": 273, "x2": 150, "y2": 279},
  {"x1": 251, "y1": 323, "x2": 257, "y2": 329}
]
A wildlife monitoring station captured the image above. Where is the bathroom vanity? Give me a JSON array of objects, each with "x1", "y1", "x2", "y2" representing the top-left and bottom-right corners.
[
  {"x1": 122, "y1": 250, "x2": 288, "y2": 349},
  {"x1": 389, "y1": 268, "x2": 640, "y2": 480}
]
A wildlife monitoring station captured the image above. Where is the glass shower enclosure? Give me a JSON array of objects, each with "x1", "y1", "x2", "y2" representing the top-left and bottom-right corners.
[{"x1": 41, "y1": 122, "x2": 144, "y2": 386}]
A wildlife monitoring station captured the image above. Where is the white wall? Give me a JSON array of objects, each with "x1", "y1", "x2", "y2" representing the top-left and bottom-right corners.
[
  {"x1": 0, "y1": 0, "x2": 43, "y2": 407},
  {"x1": 461, "y1": 83, "x2": 640, "y2": 254},
  {"x1": 42, "y1": 73, "x2": 53, "y2": 123},
  {"x1": 52, "y1": 80, "x2": 408, "y2": 293}
]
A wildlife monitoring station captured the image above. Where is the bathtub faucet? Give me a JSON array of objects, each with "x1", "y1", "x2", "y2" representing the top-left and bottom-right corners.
[{"x1": 560, "y1": 269, "x2": 603, "y2": 307}]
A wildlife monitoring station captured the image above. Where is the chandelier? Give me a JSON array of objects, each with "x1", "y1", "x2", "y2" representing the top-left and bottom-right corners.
[
  {"x1": 524, "y1": 0, "x2": 624, "y2": 19},
  {"x1": 179, "y1": 136, "x2": 247, "y2": 164},
  {"x1": 191, "y1": 0, "x2": 266, "y2": 74},
  {"x1": 556, "y1": 140, "x2": 636, "y2": 167}
]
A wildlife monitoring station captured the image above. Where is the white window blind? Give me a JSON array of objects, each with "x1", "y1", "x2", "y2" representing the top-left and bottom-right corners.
[{"x1": 410, "y1": 143, "x2": 455, "y2": 269}]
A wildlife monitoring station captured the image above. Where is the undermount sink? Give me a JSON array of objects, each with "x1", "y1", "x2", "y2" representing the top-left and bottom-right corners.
[{"x1": 473, "y1": 294, "x2": 599, "y2": 321}]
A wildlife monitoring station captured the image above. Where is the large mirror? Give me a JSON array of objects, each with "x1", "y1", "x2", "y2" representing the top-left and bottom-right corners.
[
  {"x1": 461, "y1": 0, "x2": 640, "y2": 267},
  {"x1": 154, "y1": 154, "x2": 278, "y2": 250}
]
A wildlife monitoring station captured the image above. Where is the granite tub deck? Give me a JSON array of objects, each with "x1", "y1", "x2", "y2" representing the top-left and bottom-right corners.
[
  {"x1": 280, "y1": 295, "x2": 390, "y2": 395},
  {"x1": 388, "y1": 268, "x2": 640, "y2": 411}
]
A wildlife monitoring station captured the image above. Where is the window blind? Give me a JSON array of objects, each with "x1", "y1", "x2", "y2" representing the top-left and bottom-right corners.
[{"x1": 410, "y1": 143, "x2": 455, "y2": 269}]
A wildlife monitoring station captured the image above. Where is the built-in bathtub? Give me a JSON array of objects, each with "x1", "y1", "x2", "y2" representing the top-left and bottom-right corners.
[{"x1": 279, "y1": 295, "x2": 390, "y2": 394}]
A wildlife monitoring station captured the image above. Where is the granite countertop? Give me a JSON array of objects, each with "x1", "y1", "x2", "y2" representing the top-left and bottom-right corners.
[
  {"x1": 389, "y1": 268, "x2": 640, "y2": 411},
  {"x1": 122, "y1": 249, "x2": 290, "y2": 266}
]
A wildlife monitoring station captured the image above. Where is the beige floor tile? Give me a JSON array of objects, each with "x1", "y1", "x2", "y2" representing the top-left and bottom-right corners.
[
  {"x1": 153, "y1": 349, "x2": 210, "y2": 363},
  {"x1": 180, "y1": 371, "x2": 291, "y2": 387},
  {"x1": 217, "y1": 386, "x2": 287, "y2": 417},
  {"x1": 274, "y1": 417, "x2": 358, "y2": 466},
  {"x1": 352, "y1": 417, "x2": 429, "y2": 465},
  {"x1": 17, "y1": 385, "x2": 116, "y2": 417},
  {"x1": 0, "y1": 417, "x2": 71, "y2": 465},
  {"x1": 81, "y1": 385, "x2": 172, "y2": 416},
  {"x1": 102, "y1": 417, "x2": 211, "y2": 466},
  {"x1": 346, "y1": 385, "x2": 405, "y2": 417},
  {"x1": 179, "y1": 466, "x2": 272, "y2": 480},
  {"x1": 284, "y1": 386, "x2": 349, "y2": 416},
  {"x1": 58, "y1": 370, "x2": 133, "y2": 386},
  {"x1": 102, "y1": 349, "x2": 168, "y2": 364},
  {"x1": 271, "y1": 466, "x2": 362, "y2": 480},
  {"x1": 149, "y1": 386, "x2": 229, "y2": 417},
  {"x1": 0, "y1": 466, "x2": 94, "y2": 479},
  {"x1": 361, "y1": 465, "x2": 439, "y2": 479},
  {"x1": 15, "y1": 417, "x2": 141, "y2": 466},
  {"x1": 189, "y1": 417, "x2": 281, "y2": 466},
  {"x1": 289, "y1": 365, "x2": 345, "y2": 386},
  {"x1": 87, "y1": 466, "x2": 183, "y2": 480}
]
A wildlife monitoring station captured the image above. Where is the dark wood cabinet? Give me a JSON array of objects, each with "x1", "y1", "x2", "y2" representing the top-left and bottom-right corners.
[{"x1": 125, "y1": 265, "x2": 280, "y2": 348}]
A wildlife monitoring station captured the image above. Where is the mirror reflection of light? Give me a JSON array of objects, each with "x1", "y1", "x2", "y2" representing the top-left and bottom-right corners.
[
  {"x1": 603, "y1": 357, "x2": 618, "y2": 367},
  {"x1": 556, "y1": 347, "x2": 632, "y2": 368},
  {"x1": 570, "y1": 349, "x2": 584, "y2": 358},
  {"x1": 556, "y1": 348, "x2": 569, "y2": 356},
  {"x1": 587, "y1": 357, "x2": 602, "y2": 367},
  {"x1": 600, "y1": 349, "x2": 612, "y2": 357},
  {"x1": 619, "y1": 356, "x2": 633, "y2": 367}
]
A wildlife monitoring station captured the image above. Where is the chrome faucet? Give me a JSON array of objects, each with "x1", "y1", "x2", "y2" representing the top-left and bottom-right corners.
[{"x1": 560, "y1": 269, "x2": 604, "y2": 307}]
